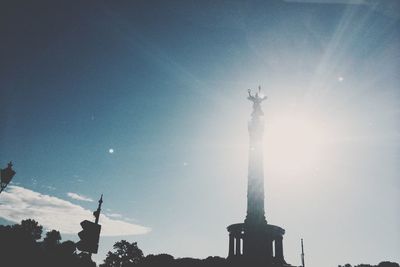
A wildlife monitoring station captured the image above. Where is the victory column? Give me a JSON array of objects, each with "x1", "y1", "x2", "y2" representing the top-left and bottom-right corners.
[{"x1": 227, "y1": 87, "x2": 291, "y2": 267}]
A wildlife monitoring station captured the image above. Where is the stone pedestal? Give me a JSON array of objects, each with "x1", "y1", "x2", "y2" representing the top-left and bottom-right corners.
[{"x1": 227, "y1": 222, "x2": 286, "y2": 266}]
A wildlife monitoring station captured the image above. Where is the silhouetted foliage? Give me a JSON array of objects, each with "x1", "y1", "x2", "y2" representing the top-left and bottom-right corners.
[
  {"x1": 172, "y1": 257, "x2": 228, "y2": 267},
  {"x1": 0, "y1": 220, "x2": 42, "y2": 267},
  {"x1": 18, "y1": 218, "x2": 43, "y2": 240},
  {"x1": 339, "y1": 262, "x2": 400, "y2": 267},
  {"x1": 1, "y1": 219, "x2": 399, "y2": 267},
  {"x1": 101, "y1": 240, "x2": 144, "y2": 267},
  {"x1": 0, "y1": 219, "x2": 95, "y2": 267},
  {"x1": 377, "y1": 262, "x2": 400, "y2": 267},
  {"x1": 43, "y1": 229, "x2": 61, "y2": 248},
  {"x1": 141, "y1": 254, "x2": 175, "y2": 267},
  {"x1": 78, "y1": 252, "x2": 98, "y2": 267},
  {"x1": 100, "y1": 241, "x2": 230, "y2": 267}
]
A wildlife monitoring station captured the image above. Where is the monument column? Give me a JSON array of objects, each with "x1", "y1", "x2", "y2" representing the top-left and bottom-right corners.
[
  {"x1": 235, "y1": 237, "x2": 241, "y2": 255},
  {"x1": 245, "y1": 87, "x2": 267, "y2": 226},
  {"x1": 275, "y1": 236, "x2": 284, "y2": 263},
  {"x1": 227, "y1": 87, "x2": 288, "y2": 266},
  {"x1": 228, "y1": 233, "x2": 234, "y2": 257}
]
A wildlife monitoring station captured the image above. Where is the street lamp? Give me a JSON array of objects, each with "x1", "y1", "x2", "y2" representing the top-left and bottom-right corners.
[{"x1": 0, "y1": 162, "x2": 16, "y2": 194}]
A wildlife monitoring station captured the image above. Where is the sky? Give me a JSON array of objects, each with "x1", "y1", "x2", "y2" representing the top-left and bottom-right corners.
[{"x1": 0, "y1": 0, "x2": 399, "y2": 266}]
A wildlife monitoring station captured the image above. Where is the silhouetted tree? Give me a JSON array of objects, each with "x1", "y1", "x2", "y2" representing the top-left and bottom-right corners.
[
  {"x1": 78, "y1": 252, "x2": 97, "y2": 267},
  {"x1": 204, "y1": 256, "x2": 228, "y2": 267},
  {"x1": 43, "y1": 229, "x2": 62, "y2": 248},
  {"x1": 341, "y1": 262, "x2": 399, "y2": 267},
  {"x1": 141, "y1": 254, "x2": 174, "y2": 266},
  {"x1": 0, "y1": 219, "x2": 97, "y2": 267},
  {"x1": 378, "y1": 262, "x2": 400, "y2": 267},
  {"x1": 1, "y1": 219, "x2": 400, "y2": 267},
  {"x1": 174, "y1": 257, "x2": 203, "y2": 267},
  {"x1": 16, "y1": 218, "x2": 43, "y2": 240},
  {"x1": 0, "y1": 219, "x2": 43, "y2": 267},
  {"x1": 101, "y1": 240, "x2": 144, "y2": 267},
  {"x1": 60, "y1": 240, "x2": 78, "y2": 255}
]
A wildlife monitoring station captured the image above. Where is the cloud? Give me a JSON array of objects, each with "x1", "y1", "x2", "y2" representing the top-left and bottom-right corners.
[
  {"x1": 0, "y1": 186, "x2": 150, "y2": 236},
  {"x1": 105, "y1": 213, "x2": 123, "y2": 218},
  {"x1": 67, "y1": 192, "x2": 93, "y2": 202}
]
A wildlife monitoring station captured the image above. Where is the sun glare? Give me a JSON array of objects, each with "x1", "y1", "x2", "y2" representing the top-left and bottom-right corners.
[{"x1": 264, "y1": 114, "x2": 327, "y2": 175}]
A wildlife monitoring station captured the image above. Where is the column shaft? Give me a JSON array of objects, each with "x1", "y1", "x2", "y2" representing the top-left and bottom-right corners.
[
  {"x1": 235, "y1": 237, "x2": 241, "y2": 256},
  {"x1": 275, "y1": 236, "x2": 284, "y2": 262},
  {"x1": 228, "y1": 233, "x2": 234, "y2": 257}
]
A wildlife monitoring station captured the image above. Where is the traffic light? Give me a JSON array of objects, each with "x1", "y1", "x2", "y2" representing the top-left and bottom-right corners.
[
  {"x1": 0, "y1": 162, "x2": 16, "y2": 194},
  {"x1": 76, "y1": 220, "x2": 101, "y2": 254}
]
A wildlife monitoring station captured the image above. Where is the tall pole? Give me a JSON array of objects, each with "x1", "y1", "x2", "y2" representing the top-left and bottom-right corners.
[
  {"x1": 301, "y1": 238, "x2": 305, "y2": 267},
  {"x1": 93, "y1": 194, "x2": 103, "y2": 224},
  {"x1": 90, "y1": 194, "x2": 103, "y2": 258}
]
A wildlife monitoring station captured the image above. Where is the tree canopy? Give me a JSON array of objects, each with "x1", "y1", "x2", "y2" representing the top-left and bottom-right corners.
[
  {"x1": 0, "y1": 219, "x2": 95, "y2": 267},
  {"x1": 101, "y1": 240, "x2": 144, "y2": 267}
]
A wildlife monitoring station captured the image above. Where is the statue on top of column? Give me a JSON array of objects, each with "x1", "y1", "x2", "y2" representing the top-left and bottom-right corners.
[{"x1": 248, "y1": 86, "x2": 267, "y2": 117}]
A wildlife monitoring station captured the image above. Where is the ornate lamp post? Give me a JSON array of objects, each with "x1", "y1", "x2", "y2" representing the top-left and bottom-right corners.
[{"x1": 0, "y1": 162, "x2": 16, "y2": 194}]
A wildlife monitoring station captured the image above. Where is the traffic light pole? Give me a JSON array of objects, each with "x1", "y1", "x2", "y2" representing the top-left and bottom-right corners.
[
  {"x1": 89, "y1": 194, "x2": 103, "y2": 257},
  {"x1": 93, "y1": 194, "x2": 103, "y2": 224},
  {"x1": 76, "y1": 194, "x2": 103, "y2": 257}
]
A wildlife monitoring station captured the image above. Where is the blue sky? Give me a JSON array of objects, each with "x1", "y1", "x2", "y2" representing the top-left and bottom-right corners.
[{"x1": 0, "y1": 1, "x2": 399, "y2": 266}]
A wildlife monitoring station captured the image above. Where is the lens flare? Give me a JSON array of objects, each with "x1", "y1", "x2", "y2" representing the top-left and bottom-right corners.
[{"x1": 264, "y1": 114, "x2": 327, "y2": 174}]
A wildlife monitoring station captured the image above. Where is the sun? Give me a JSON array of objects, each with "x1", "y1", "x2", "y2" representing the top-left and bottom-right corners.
[{"x1": 264, "y1": 113, "x2": 327, "y2": 175}]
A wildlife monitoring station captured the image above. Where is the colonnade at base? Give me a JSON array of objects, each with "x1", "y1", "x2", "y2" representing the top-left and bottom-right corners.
[
  {"x1": 227, "y1": 223, "x2": 286, "y2": 266},
  {"x1": 228, "y1": 232, "x2": 243, "y2": 257}
]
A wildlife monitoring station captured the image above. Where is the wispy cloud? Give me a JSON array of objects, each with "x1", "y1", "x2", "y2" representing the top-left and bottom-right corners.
[
  {"x1": 67, "y1": 192, "x2": 93, "y2": 202},
  {"x1": 105, "y1": 213, "x2": 123, "y2": 218},
  {"x1": 0, "y1": 186, "x2": 150, "y2": 236}
]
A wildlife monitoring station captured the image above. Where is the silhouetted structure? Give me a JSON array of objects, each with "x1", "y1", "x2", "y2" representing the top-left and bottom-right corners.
[
  {"x1": 227, "y1": 88, "x2": 290, "y2": 267},
  {"x1": 0, "y1": 161, "x2": 16, "y2": 194},
  {"x1": 1, "y1": 218, "x2": 397, "y2": 267},
  {"x1": 77, "y1": 195, "x2": 103, "y2": 254},
  {"x1": 0, "y1": 219, "x2": 95, "y2": 267},
  {"x1": 301, "y1": 239, "x2": 305, "y2": 267},
  {"x1": 339, "y1": 262, "x2": 400, "y2": 267}
]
